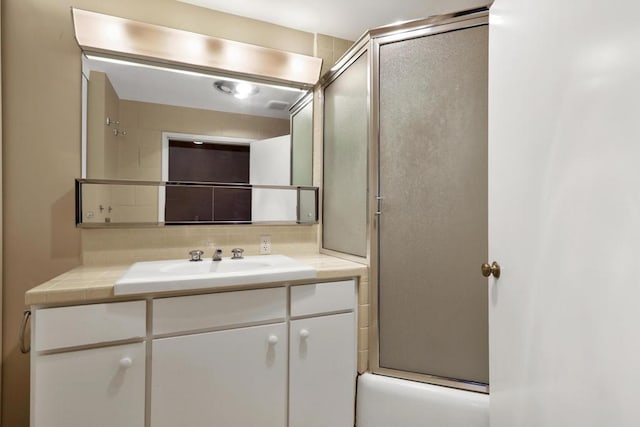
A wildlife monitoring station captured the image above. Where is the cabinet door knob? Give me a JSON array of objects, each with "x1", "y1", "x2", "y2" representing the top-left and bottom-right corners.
[
  {"x1": 268, "y1": 335, "x2": 279, "y2": 344},
  {"x1": 119, "y1": 357, "x2": 133, "y2": 368},
  {"x1": 299, "y1": 329, "x2": 310, "y2": 339}
]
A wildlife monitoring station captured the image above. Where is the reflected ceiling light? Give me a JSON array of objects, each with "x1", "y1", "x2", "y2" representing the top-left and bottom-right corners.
[
  {"x1": 193, "y1": 141, "x2": 204, "y2": 145},
  {"x1": 214, "y1": 80, "x2": 259, "y2": 99}
]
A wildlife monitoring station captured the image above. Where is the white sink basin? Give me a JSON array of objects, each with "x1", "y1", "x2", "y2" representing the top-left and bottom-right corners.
[
  {"x1": 158, "y1": 260, "x2": 271, "y2": 275},
  {"x1": 115, "y1": 255, "x2": 316, "y2": 295}
]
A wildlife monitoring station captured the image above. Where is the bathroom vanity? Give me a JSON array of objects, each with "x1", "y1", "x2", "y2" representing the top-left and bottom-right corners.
[{"x1": 26, "y1": 255, "x2": 366, "y2": 427}]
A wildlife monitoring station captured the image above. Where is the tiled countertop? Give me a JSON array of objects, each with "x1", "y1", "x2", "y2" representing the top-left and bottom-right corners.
[{"x1": 25, "y1": 254, "x2": 368, "y2": 306}]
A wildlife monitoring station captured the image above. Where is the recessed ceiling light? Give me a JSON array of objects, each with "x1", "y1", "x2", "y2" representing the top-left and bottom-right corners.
[
  {"x1": 214, "y1": 80, "x2": 259, "y2": 99},
  {"x1": 193, "y1": 141, "x2": 204, "y2": 145}
]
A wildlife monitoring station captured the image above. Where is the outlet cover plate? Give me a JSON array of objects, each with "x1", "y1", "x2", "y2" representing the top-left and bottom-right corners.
[{"x1": 260, "y1": 235, "x2": 272, "y2": 254}]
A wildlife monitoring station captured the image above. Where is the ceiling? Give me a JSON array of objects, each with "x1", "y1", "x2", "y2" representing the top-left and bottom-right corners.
[{"x1": 178, "y1": 0, "x2": 489, "y2": 41}]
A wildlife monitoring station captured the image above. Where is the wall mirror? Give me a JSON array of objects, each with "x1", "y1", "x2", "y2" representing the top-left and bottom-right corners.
[
  {"x1": 76, "y1": 179, "x2": 318, "y2": 226},
  {"x1": 74, "y1": 9, "x2": 320, "y2": 226}
]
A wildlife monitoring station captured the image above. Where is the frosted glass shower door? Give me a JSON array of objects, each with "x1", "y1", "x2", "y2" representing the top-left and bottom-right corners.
[
  {"x1": 377, "y1": 25, "x2": 489, "y2": 385},
  {"x1": 323, "y1": 52, "x2": 369, "y2": 258}
]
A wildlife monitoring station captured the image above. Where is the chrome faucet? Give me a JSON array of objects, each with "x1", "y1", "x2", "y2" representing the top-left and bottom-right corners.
[
  {"x1": 189, "y1": 250, "x2": 204, "y2": 262},
  {"x1": 212, "y1": 248, "x2": 223, "y2": 261},
  {"x1": 231, "y1": 248, "x2": 244, "y2": 259}
]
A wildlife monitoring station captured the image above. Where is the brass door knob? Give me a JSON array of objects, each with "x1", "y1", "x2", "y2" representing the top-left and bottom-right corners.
[{"x1": 481, "y1": 261, "x2": 501, "y2": 278}]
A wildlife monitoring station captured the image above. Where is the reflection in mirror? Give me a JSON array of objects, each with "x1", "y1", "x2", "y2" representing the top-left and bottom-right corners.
[
  {"x1": 291, "y1": 96, "x2": 314, "y2": 186},
  {"x1": 81, "y1": 54, "x2": 317, "y2": 225},
  {"x1": 82, "y1": 54, "x2": 310, "y2": 184},
  {"x1": 77, "y1": 180, "x2": 318, "y2": 226}
]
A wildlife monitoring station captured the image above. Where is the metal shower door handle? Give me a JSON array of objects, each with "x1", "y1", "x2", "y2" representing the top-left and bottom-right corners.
[{"x1": 481, "y1": 261, "x2": 501, "y2": 278}]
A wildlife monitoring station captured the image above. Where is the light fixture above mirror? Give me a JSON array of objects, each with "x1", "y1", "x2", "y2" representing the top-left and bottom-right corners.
[
  {"x1": 72, "y1": 8, "x2": 322, "y2": 87},
  {"x1": 73, "y1": 9, "x2": 319, "y2": 227}
]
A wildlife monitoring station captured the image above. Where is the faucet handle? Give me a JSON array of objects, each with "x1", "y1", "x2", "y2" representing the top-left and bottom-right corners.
[
  {"x1": 189, "y1": 250, "x2": 204, "y2": 262},
  {"x1": 231, "y1": 248, "x2": 244, "y2": 259}
]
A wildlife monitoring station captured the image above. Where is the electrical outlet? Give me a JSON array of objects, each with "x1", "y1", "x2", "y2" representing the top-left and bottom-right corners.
[{"x1": 260, "y1": 235, "x2": 272, "y2": 254}]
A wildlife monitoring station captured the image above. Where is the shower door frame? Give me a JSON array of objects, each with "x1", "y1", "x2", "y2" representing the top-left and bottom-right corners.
[
  {"x1": 319, "y1": 39, "x2": 372, "y2": 263},
  {"x1": 368, "y1": 10, "x2": 491, "y2": 394}
]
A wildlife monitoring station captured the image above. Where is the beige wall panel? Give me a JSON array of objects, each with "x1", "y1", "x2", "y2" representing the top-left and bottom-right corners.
[
  {"x1": 139, "y1": 145, "x2": 161, "y2": 170},
  {"x1": 113, "y1": 100, "x2": 289, "y2": 184},
  {"x1": 118, "y1": 99, "x2": 139, "y2": 129},
  {"x1": 124, "y1": 100, "x2": 289, "y2": 140},
  {"x1": 135, "y1": 186, "x2": 158, "y2": 206},
  {"x1": 81, "y1": 184, "x2": 112, "y2": 224},
  {"x1": 86, "y1": 72, "x2": 106, "y2": 178},
  {"x1": 117, "y1": 142, "x2": 140, "y2": 176},
  {"x1": 111, "y1": 186, "x2": 136, "y2": 206},
  {"x1": 0, "y1": 2, "x2": 3, "y2": 416},
  {"x1": 86, "y1": 71, "x2": 120, "y2": 179},
  {"x1": 315, "y1": 34, "x2": 354, "y2": 77},
  {"x1": 2, "y1": 0, "x2": 318, "y2": 425},
  {"x1": 103, "y1": 73, "x2": 120, "y2": 178},
  {"x1": 135, "y1": 102, "x2": 179, "y2": 132},
  {"x1": 85, "y1": 72, "x2": 118, "y2": 219},
  {"x1": 111, "y1": 205, "x2": 158, "y2": 223}
]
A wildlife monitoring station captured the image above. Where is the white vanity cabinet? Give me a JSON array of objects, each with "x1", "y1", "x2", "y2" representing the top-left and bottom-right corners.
[
  {"x1": 289, "y1": 280, "x2": 357, "y2": 427},
  {"x1": 30, "y1": 301, "x2": 147, "y2": 427},
  {"x1": 30, "y1": 279, "x2": 357, "y2": 427},
  {"x1": 150, "y1": 287, "x2": 288, "y2": 427}
]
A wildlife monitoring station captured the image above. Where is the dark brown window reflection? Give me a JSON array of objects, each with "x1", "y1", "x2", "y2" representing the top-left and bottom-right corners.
[{"x1": 165, "y1": 140, "x2": 251, "y2": 223}]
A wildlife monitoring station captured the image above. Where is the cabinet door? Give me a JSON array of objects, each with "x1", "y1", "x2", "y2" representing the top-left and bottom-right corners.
[
  {"x1": 32, "y1": 342, "x2": 146, "y2": 427},
  {"x1": 289, "y1": 312, "x2": 356, "y2": 427},
  {"x1": 151, "y1": 323, "x2": 287, "y2": 427}
]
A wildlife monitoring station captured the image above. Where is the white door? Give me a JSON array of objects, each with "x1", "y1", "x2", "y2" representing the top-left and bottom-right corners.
[
  {"x1": 151, "y1": 323, "x2": 287, "y2": 427},
  {"x1": 289, "y1": 313, "x2": 356, "y2": 427},
  {"x1": 489, "y1": 0, "x2": 640, "y2": 425},
  {"x1": 250, "y1": 135, "x2": 297, "y2": 222},
  {"x1": 32, "y1": 343, "x2": 146, "y2": 427}
]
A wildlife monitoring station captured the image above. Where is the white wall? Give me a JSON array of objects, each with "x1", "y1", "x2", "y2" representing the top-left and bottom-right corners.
[
  {"x1": 489, "y1": 1, "x2": 640, "y2": 425},
  {"x1": 250, "y1": 135, "x2": 297, "y2": 222}
]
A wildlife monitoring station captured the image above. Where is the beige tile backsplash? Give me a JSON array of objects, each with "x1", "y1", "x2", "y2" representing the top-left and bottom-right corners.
[{"x1": 81, "y1": 224, "x2": 319, "y2": 265}]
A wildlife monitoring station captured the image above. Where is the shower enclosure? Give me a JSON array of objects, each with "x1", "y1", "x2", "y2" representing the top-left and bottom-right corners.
[{"x1": 322, "y1": 7, "x2": 489, "y2": 392}]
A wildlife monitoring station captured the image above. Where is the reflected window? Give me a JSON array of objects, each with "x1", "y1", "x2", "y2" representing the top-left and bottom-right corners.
[{"x1": 165, "y1": 140, "x2": 252, "y2": 223}]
